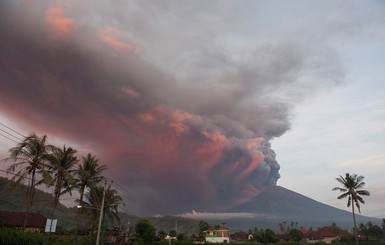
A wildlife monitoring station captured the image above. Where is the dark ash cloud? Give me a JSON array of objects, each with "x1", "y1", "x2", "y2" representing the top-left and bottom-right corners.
[{"x1": 0, "y1": 0, "x2": 343, "y2": 215}]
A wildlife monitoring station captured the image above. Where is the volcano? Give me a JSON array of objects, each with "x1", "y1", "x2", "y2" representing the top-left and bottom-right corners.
[{"x1": 207, "y1": 186, "x2": 380, "y2": 230}]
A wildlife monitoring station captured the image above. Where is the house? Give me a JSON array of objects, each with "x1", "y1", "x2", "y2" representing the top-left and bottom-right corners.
[
  {"x1": 204, "y1": 224, "x2": 230, "y2": 243},
  {"x1": 0, "y1": 211, "x2": 47, "y2": 233},
  {"x1": 304, "y1": 225, "x2": 352, "y2": 244}
]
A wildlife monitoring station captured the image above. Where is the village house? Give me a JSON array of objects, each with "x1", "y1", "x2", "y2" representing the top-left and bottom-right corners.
[
  {"x1": 0, "y1": 211, "x2": 46, "y2": 233},
  {"x1": 204, "y1": 223, "x2": 230, "y2": 243},
  {"x1": 302, "y1": 225, "x2": 352, "y2": 244}
]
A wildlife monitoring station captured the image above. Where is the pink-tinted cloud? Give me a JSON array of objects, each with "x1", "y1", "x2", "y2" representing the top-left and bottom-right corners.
[
  {"x1": 0, "y1": 2, "x2": 283, "y2": 214},
  {"x1": 45, "y1": 5, "x2": 77, "y2": 37},
  {"x1": 99, "y1": 27, "x2": 141, "y2": 54}
]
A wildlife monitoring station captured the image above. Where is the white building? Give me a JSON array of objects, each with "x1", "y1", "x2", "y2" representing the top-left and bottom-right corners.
[{"x1": 204, "y1": 224, "x2": 230, "y2": 243}]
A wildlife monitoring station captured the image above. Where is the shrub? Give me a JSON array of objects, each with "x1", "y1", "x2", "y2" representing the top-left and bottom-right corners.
[{"x1": 0, "y1": 227, "x2": 44, "y2": 245}]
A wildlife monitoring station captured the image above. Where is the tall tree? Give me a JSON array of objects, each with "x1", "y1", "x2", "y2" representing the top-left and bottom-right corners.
[
  {"x1": 135, "y1": 219, "x2": 156, "y2": 244},
  {"x1": 198, "y1": 220, "x2": 209, "y2": 240},
  {"x1": 82, "y1": 184, "x2": 123, "y2": 230},
  {"x1": 332, "y1": 173, "x2": 370, "y2": 245},
  {"x1": 45, "y1": 145, "x2": 78, "y2": 215},
  {"x1": 74, "y1": 153, "x2": 106, "y2": 238},
  {"x1": 4, "y1": 133, "x2": 56, "y2": 210},
  {"x1": 75, "y1": 153, "x2": 107, "y2": 207}
]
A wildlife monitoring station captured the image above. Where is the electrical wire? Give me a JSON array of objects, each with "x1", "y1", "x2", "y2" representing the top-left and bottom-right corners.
[
  {"x1": 108, "y1": 177, "x2": 163, "y2": 215},
  {"x1": 0, "y1": 122, "x2": 25, "y2": 138}
]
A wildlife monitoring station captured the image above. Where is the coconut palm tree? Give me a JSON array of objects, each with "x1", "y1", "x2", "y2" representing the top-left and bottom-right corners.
[
  {"x1": 75, "y1": 153, "x2": 107, "y2": 207},
  {"x1": 74, "y1": 153, "x2": 107, "y2": 238},
  {"x1": 45, "y1": 145, "x2": 78, "y2": 215},
  {"x1": 332, "y1": 173, "x2": 370, "y2": 245},
  {"x1": 4, "y1": 133, "x2": 56, "y2": 209},
  {"x1": 82, "y1": 184, "x2": 123, "y2": 231}
]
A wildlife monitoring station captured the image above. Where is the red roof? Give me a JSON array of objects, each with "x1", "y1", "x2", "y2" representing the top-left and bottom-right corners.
[
  {"x1": 299, "y1": 227, "x2": 310, "y2": 236},
  {"x1": 305, "y1": 226, "x2": 351, "y2": 239},
  {"x1": 206, "y1": 225, "x2": 229, "y2": 231},
  {"x1": 0, "y1": 211, "x2": 46, "y2": 228}
]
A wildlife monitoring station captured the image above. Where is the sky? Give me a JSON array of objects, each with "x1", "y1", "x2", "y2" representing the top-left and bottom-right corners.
[{"x1": 0, "y1": 0, "x2": 384, "y2": 218}]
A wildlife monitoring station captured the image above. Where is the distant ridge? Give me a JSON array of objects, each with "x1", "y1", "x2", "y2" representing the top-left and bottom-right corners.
[
  {"x1": 218, "y1": 185, "x2": 380, "y2": 230},
  {"x1": 227, "y1": 185, "x2": 352, "y2": 218}
]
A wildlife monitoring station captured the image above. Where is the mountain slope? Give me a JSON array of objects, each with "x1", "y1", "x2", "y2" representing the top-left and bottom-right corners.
[
  {"x1": 222, "y1": 185, "x2": 380, "y2": 229},
  {"x1": 0, "y1": 176, "x2": 77, "y2": 229},
  {"x1": 227, "y1": 185, "x2": 349, "y2": 217}
]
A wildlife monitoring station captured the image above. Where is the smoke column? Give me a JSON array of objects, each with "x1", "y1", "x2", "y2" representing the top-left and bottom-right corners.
[{"x1": 0, "y1": 0, "x2": 342, "y2": 215}]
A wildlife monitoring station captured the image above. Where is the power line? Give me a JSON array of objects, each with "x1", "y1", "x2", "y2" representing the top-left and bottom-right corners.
[
  {"x1": 0, "y1": 122, "x2": 26, "y2": 138},
  {"x1": 0, "y1": 127, "x2": 23, "y2": 141},
  {"x1": 0, "y1": 122, "x2": 25, "y2": 144},
  {"x1": 108, "y1": 177, "x2": 163, "y2": 215},
  {"x1": 0, "y1": 132, "x2": 19, "y2": 144},
  {"x1": 0, "y1": 169, "x2": 32, "y2": 181}
]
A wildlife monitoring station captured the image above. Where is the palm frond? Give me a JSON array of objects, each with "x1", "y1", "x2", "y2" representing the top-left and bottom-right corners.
[
  {"x1": 332, "y1": 187, "x2": 347, "y2": 192},
  {"x1": 337, "y1": 192, "x2": 349, "y2": 199},
  {"x1": 356, "y1": 190, "x2": 370, "y2": 196}
]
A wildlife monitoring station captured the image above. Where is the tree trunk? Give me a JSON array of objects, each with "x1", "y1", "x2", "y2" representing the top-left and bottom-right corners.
[
  {"x1": 352, "y1": 195, "x2": 359, "y2": 245},
  {"x1": 23, "y1": 178, "x2": 32, "y2": 229},
  {"x1": 52, "y1": 179, "x2": 62, "y2": 216},
  {"x1": 30, "y1": 170, "x2": 36, "y2": 207},
  {"x1": 74, "y1": 188, "x2": 84, "y2": 241},
  {"x1": 23, "y1": 171, "x2": 36, "y2": 229}
]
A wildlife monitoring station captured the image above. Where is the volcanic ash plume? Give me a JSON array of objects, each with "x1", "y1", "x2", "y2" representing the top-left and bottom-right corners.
[{"x1": 0, "y1": 0, "x2": 343, "y2": 215}]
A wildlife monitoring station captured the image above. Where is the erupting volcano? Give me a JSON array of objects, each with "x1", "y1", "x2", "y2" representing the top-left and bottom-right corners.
[{"x1": 0, "y1": 0, "x2": 346, "y2": 216}]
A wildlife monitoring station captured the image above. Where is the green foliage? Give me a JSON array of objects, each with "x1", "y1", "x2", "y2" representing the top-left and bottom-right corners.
[
  {"x1": 288, "y1": 228, "x2": 303, "y2": 241},
  {"x1": 332, "y1": 236, "x2": 353, "y2": 244},
  {"x1": 157, "y1": 229, "x2": 167, "y2": 240},
  {"x1": 156, "y1": 241, "x2": 197, "y2": 245},
  {"x1": 169, "y1": 229, "x2": 177, "y2": 237},
  {"x1": 189, "y1": 233, "x2": 198, "y2": 242},
  {"x1": 45, "y1": 145, "x2": 78, "y2": 214},
  {"x1": 5, "y1": 134, "x2": 57, "y2": 210},
  {"x1": 77, "y1": 235, "x2": 95, "y2": 245},
  {"x1": 0, "y1": 228, "x2": 44, "y2": 245},
  {"x1": 358, "y1": 221, "x2": 383, "y2": 239},
  {"x1": 255, "y1": 228, "x2": 278, "y2": 244},
  {"x1": 176, "y1": 232, "x2": 187, "y2": 241},
  {"x1": 197, "y1": 220, "x2": 209, "y2": 240},
  {"x1": 135, "y1": 218, "x2": 156, "y2": 244}
]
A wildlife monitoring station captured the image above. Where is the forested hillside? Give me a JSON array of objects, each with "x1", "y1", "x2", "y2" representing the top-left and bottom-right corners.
[
  {"x1": 0, "y1": 176, "x2": 77, "y2": 230},
  {"x1": 0, "y1": 177, "x2": 201, "y2": 234}
]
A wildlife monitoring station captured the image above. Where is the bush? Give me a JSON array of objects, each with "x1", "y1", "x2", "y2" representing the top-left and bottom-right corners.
[
  {"x1": 78, "y1": 235, "x2": 95, "y2": 245},
  {"x1": 0, "y1": 227, "x2": 44, "y2": 245}
]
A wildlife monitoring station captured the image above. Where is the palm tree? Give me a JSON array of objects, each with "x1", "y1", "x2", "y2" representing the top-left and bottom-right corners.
[
  {"x1": 74, "y1": 153, "x2": 107, "y2": 238},
  {"x1": 45, "y1": 145, "x2": 78, "y2": 215},
  {"x1": 82, "y1": 184, "x2": 123, "y2": 231},
  {"x1": 75, "y1": 153, "x2": 107, "y2": 207},
  {"x1": 4, "y1": 133, "x2": 56, "y2": 210},
  {"x1": 332, "y1": 173, "x2": 370, "y2": 245}
]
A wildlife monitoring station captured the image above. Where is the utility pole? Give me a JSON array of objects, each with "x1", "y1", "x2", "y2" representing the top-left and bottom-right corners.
[{"x1": 96, "y1": 180, "x2": 106, "y2": 245}]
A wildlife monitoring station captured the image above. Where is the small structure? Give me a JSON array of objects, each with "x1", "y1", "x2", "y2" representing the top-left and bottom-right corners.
[
  {"x1": 230, "y1": 231, "x2": 250, "y2": 242},
  {"x1": 0, "y1": 211, "x2": 46, "y2": 233},
  {"x1": 204, "y1": 224, "x2": 230, "y2": 243}
]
